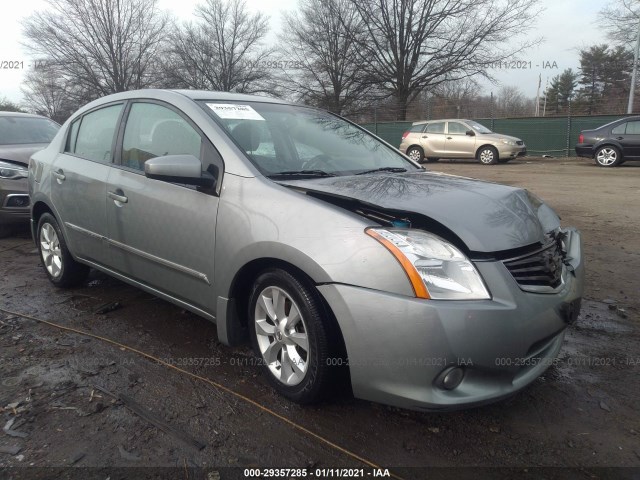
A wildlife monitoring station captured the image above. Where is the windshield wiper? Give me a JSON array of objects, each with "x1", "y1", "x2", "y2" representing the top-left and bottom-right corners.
[
  {"x1": 269, "y1": 169, "x2": 337, "y2": 178},
  {"x1": 355, "y1": 167, "x2": 408, "y2": 175}
]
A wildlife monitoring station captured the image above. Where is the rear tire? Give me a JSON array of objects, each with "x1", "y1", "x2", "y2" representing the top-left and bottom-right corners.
[
  {"x1": 248, "y1": 268, "x2": 333, "y2": 404},
  {"x1": 37, "y1": 213, "x2": 89, "y2": 287},
  {"x1": 477, "y1": 146, "x2": 499, "y2": 165},
  {"x1": 406, "y1": 146, "x2": 425, "y2": 163},
  {"x1": 595, "y1": 146, "x2": 622, "y2": 167}
]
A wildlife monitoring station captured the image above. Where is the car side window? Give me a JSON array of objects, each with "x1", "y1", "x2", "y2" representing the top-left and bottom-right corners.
[
  {"x1": 447, "y1": 122, "x2": 468, "y2": 135},
  {"x1": 122, "y1": 103, "x2": 203, "y2": 171},
  {"x1": 409, "y1": 124, "x2": 425, "y2": 133},
  {"x1": 611, "y1": 123, "x2": 626, "y2": 135},
  {"x1": 425, "y1": 122, "x2": 445, "y2": 134},
  {"x1": 625, "y1": 121, "x2": 640, "y2": 135},
  {"x1": 73, "y1": 104, "x2": 123, "y2": 163}
]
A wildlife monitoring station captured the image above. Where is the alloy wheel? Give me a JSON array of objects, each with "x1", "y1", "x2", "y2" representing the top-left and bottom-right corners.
[
  {"x1": 479, "y1": 149, "x2": 495, "y2": 164},
  {"x1": 596, "y1": 148, "x2": 617, "y2": 166},
  {"x1": 254, "y1": 286, "x2": 309, "y2": 386},
  {"x1": 40, "y1": 223, "x2": 63, "y2": 278}
]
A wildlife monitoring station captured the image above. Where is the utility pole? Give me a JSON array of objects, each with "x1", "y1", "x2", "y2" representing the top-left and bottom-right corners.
[{"x1": 628, "y1": 18, "x2": 640, "y2": 114}]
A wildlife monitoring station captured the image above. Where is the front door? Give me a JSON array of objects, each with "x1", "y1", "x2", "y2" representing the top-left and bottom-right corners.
[
  {"x1": 106, "y1": 101, "x2": 220, "y2": 312},
  {"x1": 444, "y1": 121, "x2": 476, "y2": 158}
]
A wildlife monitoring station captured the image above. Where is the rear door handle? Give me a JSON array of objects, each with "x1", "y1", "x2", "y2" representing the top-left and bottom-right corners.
[
  {"x1": 446, "y1": 137, "x2": 452, "y2": 139},
  {"x1": 617, "y1": 137, "x2": 624, "y2": 140},
  {"x1": 108, "y1": 191, "x2": 128, "y2": 204},
  {"x1": 53, "y1": 169, "x2": 66, "y2": 182},
  {"x1": 421, "y1": 135, "x2": 428, "y2": 138}
]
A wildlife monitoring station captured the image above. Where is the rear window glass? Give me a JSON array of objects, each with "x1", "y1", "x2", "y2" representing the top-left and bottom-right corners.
[
  {"x1": 425, "y1": 122, "x2": 445, "y2": 134},
  {"x1": 625, "y1": 121, "x2": 640, "y2": 135},
  {"x1": 73, "y1": 104, "x2": 123, "y2": 163}
]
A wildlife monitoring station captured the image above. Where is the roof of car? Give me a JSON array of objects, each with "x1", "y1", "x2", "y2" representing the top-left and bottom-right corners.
[
  {"x1": 412, "y1": 119, "x2": 473, "y2": 125},
  {"x1": 0, "y1": 111, "x2": 48, "y2": 119},
  {"x1": 172, "y1": 90, "x2": 289, "y2": 104}
]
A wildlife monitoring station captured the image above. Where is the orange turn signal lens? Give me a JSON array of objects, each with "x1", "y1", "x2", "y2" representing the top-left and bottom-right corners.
[{"x1": 366, "y1": 229, "x2": 430, "y2": 299}]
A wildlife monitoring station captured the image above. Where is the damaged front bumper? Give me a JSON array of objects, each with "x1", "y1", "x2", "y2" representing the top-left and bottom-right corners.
[{"x1": 318, "y1": 227, "x2": 584, "y2": 411}]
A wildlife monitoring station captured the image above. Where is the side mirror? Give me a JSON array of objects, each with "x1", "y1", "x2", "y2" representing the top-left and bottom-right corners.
[
  {"x1": 466, "y1": 130, "x2": 475, "y2": 136},
  {"x1": 144, "y1": 155, "x2": 215, "y2": 188}
]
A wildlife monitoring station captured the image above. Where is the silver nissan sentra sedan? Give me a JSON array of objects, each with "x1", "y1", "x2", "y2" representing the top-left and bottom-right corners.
[{"x1": 28, "y1": 89, "x2": 584, "y2": 410}]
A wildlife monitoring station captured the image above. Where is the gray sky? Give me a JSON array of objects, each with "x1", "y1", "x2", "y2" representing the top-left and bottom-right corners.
[{"x1": 0, "y1": 0, "x2": 610, "y2": 105}]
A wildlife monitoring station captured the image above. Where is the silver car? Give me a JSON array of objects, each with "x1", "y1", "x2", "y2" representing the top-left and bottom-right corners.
[
  {"x1": 400, "y1": 119, "x2": 527, "y2": 165},
  {"x1": 29, "y1": 90, "x2": 584, "y2": 410}
]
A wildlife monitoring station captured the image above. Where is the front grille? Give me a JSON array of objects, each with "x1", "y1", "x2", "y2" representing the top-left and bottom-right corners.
[{"x1": 503, "y1": 239, "x2": 564, "y2": 291}]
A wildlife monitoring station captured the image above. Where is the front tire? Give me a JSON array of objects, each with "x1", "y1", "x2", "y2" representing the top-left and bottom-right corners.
[
  {"x1": 37, "y1": 213, "x2": 89, "y2": 287},
  {"x1": 477, "y1": 146, "x2": 499, "y2": 165},
  {"x1": 406, "y1": 146, "x2": 425, "y2": 163},
  {"x1": 595, "y1": 146, "x2": 622, "y2": 167},
  {"x1": 248, "y1": 268, "x2": 332, "y2": 404}
]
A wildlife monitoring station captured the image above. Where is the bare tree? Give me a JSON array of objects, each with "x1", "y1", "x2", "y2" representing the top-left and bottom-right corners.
[
  {"x1": 22, "y1": 0, "x2": 169, "y2": 100},
  {"x1": 162, "y1": 0, "x2": 274, "y2": 93},
  {"x1": 21, "y1": 63, "x2": 76, "y2": 123},
  {"x1": 279, "y1": 0, "x2": 370, "y2": 114},
  {"x1": 601, "y1": 0, "x2": 640, "y2": 45},
  {"x1": 344, "y1": 0, "x2": 542, "y2": 120},
  {"x1": 495, "y1": 85, "x2": 533, "y2": 117}
]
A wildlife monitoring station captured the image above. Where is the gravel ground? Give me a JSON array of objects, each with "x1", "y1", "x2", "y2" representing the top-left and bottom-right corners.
[{"x1": 0, "y1": 157, "x2": 639, "y2": 479}]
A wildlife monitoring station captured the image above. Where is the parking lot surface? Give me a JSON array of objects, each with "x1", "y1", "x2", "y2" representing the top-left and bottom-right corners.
[{"x1": 0, "y1": 157, "x2": 638, "y2": 477}]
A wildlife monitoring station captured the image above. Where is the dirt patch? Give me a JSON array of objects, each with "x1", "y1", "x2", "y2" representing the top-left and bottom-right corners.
[{"x1": 0, "y1": 157, "x2": 639, "y2": 476}]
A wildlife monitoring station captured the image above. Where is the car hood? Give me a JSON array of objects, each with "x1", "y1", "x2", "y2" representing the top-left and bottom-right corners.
[
  {"x1": 278, "y1": 171, "x2": 559, "y2": 253},
  {"x1": 0, "y1": 144, "x2": 48, "y2": 166}
]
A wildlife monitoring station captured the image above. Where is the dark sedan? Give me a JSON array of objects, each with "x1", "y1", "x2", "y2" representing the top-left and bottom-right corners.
[
  {"x1": 575, "y1": 116, "x2": 640, "y2": 167},
  {"x1": 0, "y1": 112, "x2": 60, "y2": 237}
]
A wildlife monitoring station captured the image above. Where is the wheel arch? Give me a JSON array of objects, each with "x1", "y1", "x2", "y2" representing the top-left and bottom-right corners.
[
  {"x1": 475, "y1": 143, "x2": 499, "y2": 158},
  {"x1": 216, "y1": 256, "x2": 349, "y2": 371},
  {"x1": 594, "y1": 142, "x2": 624, "y2": 158}
]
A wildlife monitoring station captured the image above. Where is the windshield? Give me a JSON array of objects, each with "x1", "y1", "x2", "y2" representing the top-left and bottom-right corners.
[
  {"x1": 0, "y1": 116, "x2": 59, "y2": 145},
  {"x1": 200, "y1": 101, "x2": 418, "y2": 177},
  {"x1": 467, "y1": 121, "x2": 492, "y2": 134}
]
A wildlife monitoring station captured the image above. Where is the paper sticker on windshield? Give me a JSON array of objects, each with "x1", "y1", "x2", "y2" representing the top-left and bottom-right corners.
[{"x1": 206, "y1": 103, "x2": 265, "y2": 121}]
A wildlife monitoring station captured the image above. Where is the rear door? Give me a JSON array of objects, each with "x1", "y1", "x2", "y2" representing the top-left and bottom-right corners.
[
  {"x1": 420, "y1": 121, "x2": 447, "y2": 156},
  {"x1": 105, "y1": 101, "x2": 222, "y2": 312},
  {"x1": 444, "y1": 121, "x2": 476, "y2": 158},
  {"x1": 49, "y1": 103, "x2": 123, "y2": 266},
  {"x1": 615, "y1": 120, "x2": 640, "y2": 158}
]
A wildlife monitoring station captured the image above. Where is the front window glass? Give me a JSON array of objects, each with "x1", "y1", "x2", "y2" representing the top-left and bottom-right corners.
[
  {"x1": 447, "y1": 122, "x2": 468, "y2": 135},
  {"x1": 122, "y1": 103, "x2": 202, "y2": 171},
  {"x1": 0, "y1": 116, "x2": 59, "y2": 145},
  {"x1": 201, "y1": 101, "x2": 417, "y2": 177},
  {"x1": 467, "y1": 120, "x2": 492, "y2": 134},
  {"x1": 74, "y1": 104, "x2": 123, "y2": 163}
]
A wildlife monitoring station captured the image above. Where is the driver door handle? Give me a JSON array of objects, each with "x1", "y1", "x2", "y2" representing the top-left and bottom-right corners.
[
  {"x1": 421, "y1": 135, "x2": 428, "y2": 138},
  {"x1": 53, "y1": 169, "x2": 66, "y2": 181},
  {"x1": 617, "y1": 137, "x2": 624, "y2": 140},
  {"x1": 108, "y1": 191, "x2": 128, "y2": 204},
  {"x1": 446, "y1": 137, "x2": 452, "y2": 139}
]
